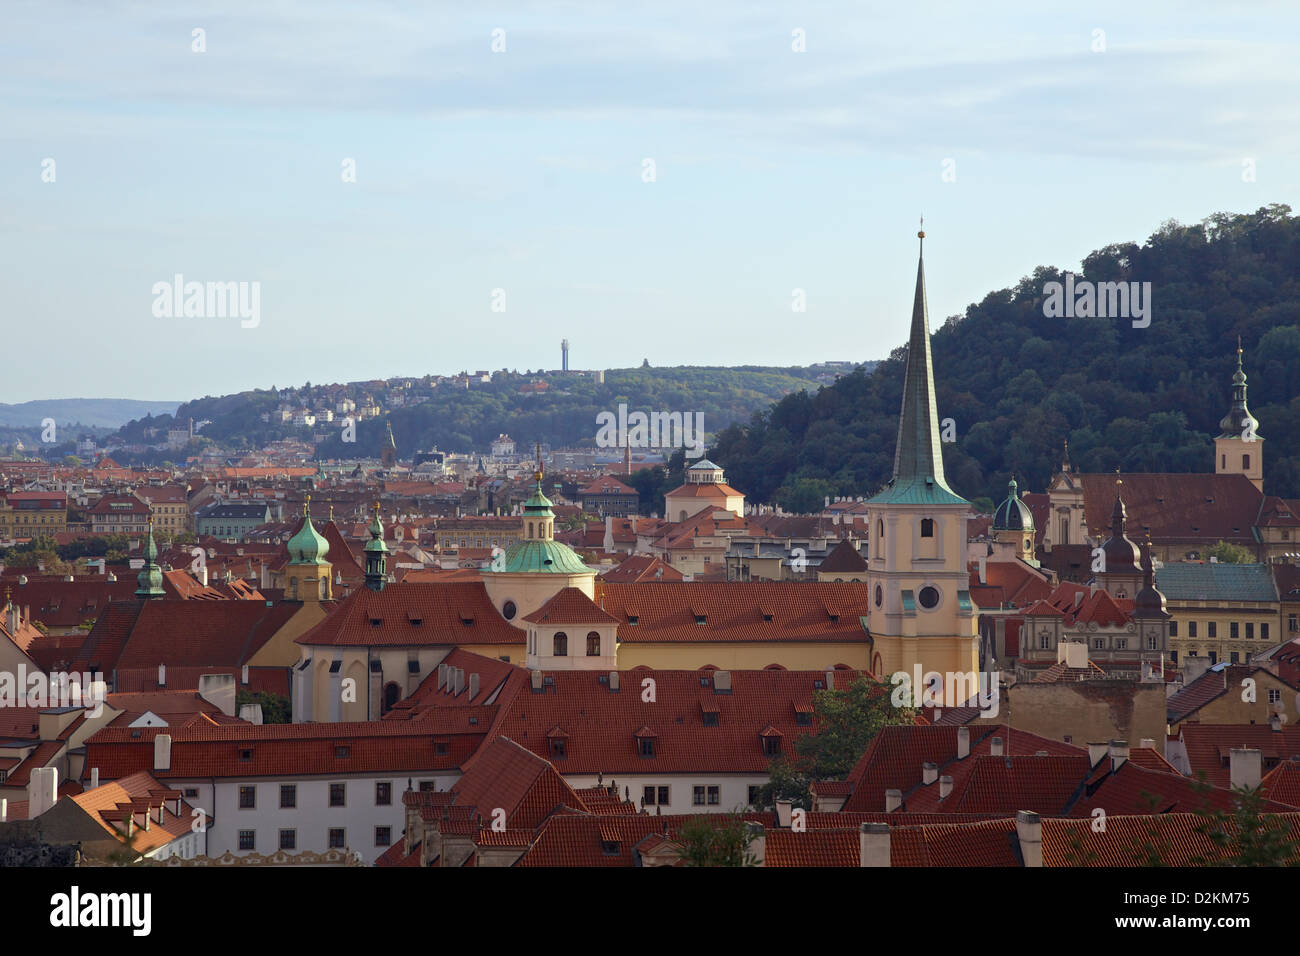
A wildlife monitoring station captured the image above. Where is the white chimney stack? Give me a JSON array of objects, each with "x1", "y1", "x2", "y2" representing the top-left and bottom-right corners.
[
  {"x1": 28, "y1": 767, "x2": 58, "y2": 818},
  {"x1": 957, "y1": 726, "x2": 970, "y2": 759},
  {"x1": 922, "y1": 762, "x2": 938, "y2": 785},
  {"x1": 1016, "y1": 810, "x2": 1043, "y2": 867},
  {"x1": 469, "y1": 673, "x2": 480, "y2": 699},
  {"x1": 154, "y1": 733, "x2": 172, "y2": 772},
  {"x1": 859, "y1": 823, "x2": 890, "y2": 867},
  {"x1": 1230, "y1": 748, "x2": 1262, "y2": 791},
  {"x1": 158, "y1": 663, "x2": 166, "y2": 687},
  {"x1": 90, "y1": 767, "x2": 99, "y2": 789},
  {"x1": 885, "y1": 789, "x2": 903, "y2": 812},
  {"x1": 990, "y1": 737, "x2": 1004, "y2": 757},
  {"x1": 1109, "y1": 740, "x2": 1130, "y2": 771},
  {"x1": 939, "y1": 775, "x2": 953, "y2": 800}
]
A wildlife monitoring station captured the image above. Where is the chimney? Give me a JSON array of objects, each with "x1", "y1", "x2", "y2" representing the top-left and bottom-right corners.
[
  {"x1": 1270, "y1": 713, "x2": 1282, "y2": 732},
  {"x1": 1074, "y1": 589, "x2": 1084, "y2": 607},
  {"x1": 1016, "y1": 810, "x2": 1043, "y2": 867},
  {"x1": 438, "y1": 663, "x2": 449, "y2": 690},
  {"x1": 1139, "y1": 738, "x2": 1156, "y2": 749},
  {"x1": 1230, "y1": 748, "x2": 1262, "y2": 790},
  {"x1": 884, "y1": 789, "x2": 902, "y2": 812},
  {"x1": 957, "y1": 726, "x2": 970, "y2": 759},
  {"x1": 28, "y1": 767, "x2": 58, "y2": 818},
  {"x1": 241, "y1": 664, "x2": 249, "y2": 685},
  {"x1": 0, "y1": 798, "x2": 6, "y2": 823},
  {"x1": 455, "y1": 668, "x2": 466, "y2": 694},
  {"x1": 154, "y1": 733, "x2": 172, "y2": 772},
  {"x1": 824, "y1": 666, "x2": 835, "y2": 690},
  {"x1": 530, "y1": 670, "x2": 543, "y2": 692},
  {"x1": 990, "y1": 736, "x2": 1004, "y2": 757},
  {"x1": 1108, "y1": 739, "x2": 1130, "y2": 772},
  {"x1": 775, "y1": 800, "x2": 793, "y2": 828},
  {"x1": 608, "y1": 671, "x2": 620, "y2": 692},
  {"x1": 1087, "y1": 742, "x2": 1108, "y2": 768},
  {"x1": 859, "y1": 822, "x2": 890, "y2": 867},
  {"x1": 158, "y1": 663, "x2": 166, "y2": 688},
  {"x1": 977, "y1": 556, "x2": 987, "y2": 585},
  {"x1": 713, "y1": 671, "x2": 732, "y2": 693},
  {"x1": 469, "y1": 673, "x2": 480, "y2": 699},
  {"x1": 90, "y1": 767, "x2": 99, "y2": 789},
  {"x1": 1059, "y1": 641, "x2": 1087, "y2": 669},
  {"x1": 922, "y1": 762, "x2": 938, "y2": 785},
  {"x1": 745, "y1": 822, "x2": 766, "y2": 866},
  {"x1": 938, "y1": 775, "x2": 953, "y2": 800}
]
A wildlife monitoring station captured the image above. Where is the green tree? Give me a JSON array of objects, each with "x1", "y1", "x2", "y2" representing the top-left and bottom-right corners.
[
  {"x1": 677, "y1": 811, "x2": 761, "y2": 867},
  {"x1": 1206, "y1": 540, "x2": 1253, "y2": 564},
  {"x1": 236, "y1": 690, "x2": 291, "y2": 724},
  {"x1": 1193, "y1": 781, "x2": 1298, "y2": 866},
  {"x1": 760, "y1": 677, "x2": 915, "y2": 809}
]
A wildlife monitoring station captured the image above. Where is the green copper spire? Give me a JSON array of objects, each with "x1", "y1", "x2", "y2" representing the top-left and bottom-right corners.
[
  {"x1": 869, "y1": 226, "x2": 967, "y2": 507},
  {"x1": 488, "y1": 443, "x2": 594, "y2": 575},
  {"x1": 1217, "y1": 337, "x2": 1259, "y2": 439},
  {"x1": 135, "y1": 516, "x2": 164, "y2": 599},
  {"x1": 364, "y1": 501, "x2": 389, "y2": 591},
  {"x1": 287, "y1": 495, "x2": 330, "y2": 565}
]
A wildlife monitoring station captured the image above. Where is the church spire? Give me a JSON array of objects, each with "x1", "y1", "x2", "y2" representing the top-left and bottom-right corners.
[
  {"x1": 135, "y1": 516, "x2": 164, "y2": 600},
  {"x1": 1217, "y1": 337, "x2": 1259, "y2": 439},
  {"x1": 871, "y1": 224, "x2": 965, "y2": 505}
]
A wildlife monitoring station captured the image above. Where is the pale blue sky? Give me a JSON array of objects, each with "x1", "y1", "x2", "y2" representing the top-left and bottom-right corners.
[{"x1": 2, "y1": 1, "x2": 1297, "y2": 403}]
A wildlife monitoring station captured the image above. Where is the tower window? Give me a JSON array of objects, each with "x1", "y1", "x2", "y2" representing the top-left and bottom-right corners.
[
  {"x1": 1243, "y1": 454, "x2": 1250, "y2": 469},
  {"x1": 920, "y1": 518, "x2": 934, "y2": 538},
  {"x1": 553, "y1": 632, "x2": 568, "y2": 656}
]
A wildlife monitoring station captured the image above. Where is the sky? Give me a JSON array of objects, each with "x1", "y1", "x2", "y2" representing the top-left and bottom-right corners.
[{"x1": 2, "y1": 0, "x2": 1298, "y2": 403}]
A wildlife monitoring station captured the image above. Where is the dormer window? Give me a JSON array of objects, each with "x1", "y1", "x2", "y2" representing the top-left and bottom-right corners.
[
  {"x1": 638, "y1": 738, "x2": 655, "y2": 757},
  {"x1": 695, "y1": 614, "x2": 706, "y2": 625}
]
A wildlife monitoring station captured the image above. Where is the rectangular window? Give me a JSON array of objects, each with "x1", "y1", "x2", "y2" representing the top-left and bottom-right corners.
[
  {"x1": 693, "y1": 786, "x2": 706, "y2": 806},
  {"x1": 1231, "y1": 622, "x2": 1239, "y2": 639},
  {"x1": 375, "y1": 826, "x2": 392, "y2": 847},
  {"x1": 1262, "y1": 623, "x2": 1270, "y2": 640},
  {"x1": 238, "y1": 830, "x2": 255, "y2": 851},
  {"x1": 1208, "y1": 622, "x2": 1217, "y2": 638},
  {"x1": 418, "y1": 781, "x2": 436, "y2": 792},
  {"x1": 279, "y1": 829, "x2": 296, "y2": 851},
  {"x1": 1246, "y1": 622, "x2": 1254, "y2": 640},
  {"x1": 328, "y1": 828, "x2": 346, "y2": 849},
  {"x1": 1147, "y1": 636, "x2": 1157, "y2": 650},
  {"x1": 329, "y1": 783, "x2": 346, "y2": 807},
  {"x1": 278, "y1": 785, "x2": 296, "y2": 809},
  {"x1": 638, "y1": 738, "x2": 655, "y2": 758},
  {"x1": 748, "y1": 785, "x2": 763, "y2": 807},
  {"x1": 375, "y1": 782, "x2": 392, "y2": 806},
  {"x1": 1290, "y1": 615, "x2": 1297, "y2": 633},
  {"x1": 1269, "y1": 689, "x2": 1282, "y2": 705},
  {"x1": 707, "y1": 786, "x2": 720, "y2": 806},
  {"x1": 239, "y1": 786, "x2": 255, "y2": 809},
  {"x1": 1209, "y1": 651, "x2": 1218, "y2": 664},
  {"x1": 1188, "y1": 621, "x2": 1198, "y2": 638},
  {"x1": 1170, "y1": 650, "x2": 1178, "y2": 662},
  {"x1": 1230, "y1": 652, "x2": 1240, "y2": 663},
  {"x1": 1169, "y1": 621, "x2": 1178, "y2": 637}
]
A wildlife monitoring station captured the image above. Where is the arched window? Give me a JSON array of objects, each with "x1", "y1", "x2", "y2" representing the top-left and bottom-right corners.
[
  {"x1": 528, "y1": 522, "x2": 534, "y2": 539},
  {"x1": 875, "y1": 519, "x2": 884, "y2": 557},
  {"x1": 586, "y1": 631, "x2": 601, "y2": 656},
  {"x1": 382, "y1": 682, "x2": 401, "y2": 714},
  {"x1": 553, "y1": 632, "x2": 568, "y2": 656}
]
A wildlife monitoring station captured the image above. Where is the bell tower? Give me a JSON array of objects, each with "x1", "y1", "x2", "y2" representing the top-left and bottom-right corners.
[
  {"x1": 865, "y1": 226, "x2": 979, "y2": 680},
  {"x1": 1215, "y1": 339, "x2": 1262, "y2": 491}
]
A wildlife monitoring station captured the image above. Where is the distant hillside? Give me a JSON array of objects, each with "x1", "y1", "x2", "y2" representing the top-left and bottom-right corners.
[
  {"x1": 713, "y1": 204, "x2": 1300, "y2": 510},
  {"x1": 0, "y1": 399, "x2": 180, "y2": 429},
  {"x1": 105, "y1": 364, "x2": 876, "y2": 460}
]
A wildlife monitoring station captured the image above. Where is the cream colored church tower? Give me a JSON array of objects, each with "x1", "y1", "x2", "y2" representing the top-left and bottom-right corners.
[{"x1": 865, "y1": 229, "x2": 980, "y2": 681}]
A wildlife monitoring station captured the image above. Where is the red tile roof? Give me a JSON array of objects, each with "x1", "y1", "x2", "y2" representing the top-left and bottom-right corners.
[
  {"x1": 522, "y1": 587, "x2": 620, "y2": 626},
  {"x1": 596, "y1": 581, "x2": 870, "y2": 644},
  {"x1": 295, "y1": 581, "x2": 523, "y2": 648}
]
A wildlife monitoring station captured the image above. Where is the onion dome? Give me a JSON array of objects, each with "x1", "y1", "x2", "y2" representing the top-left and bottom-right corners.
[
  {"x1": 1132, "y1": 537, "x2": 1169, "y2": 619},
  {"x1": 288, "y1": 495, "x2": 330, "y2": 565},
  {"x1": 1218, "y1": 341, "x2": 1259, "y2": 439},
  {"x1": 1100, "y1": 479, "x2": 1141, "y2": 572},
  {"x1": 134, "y1": 516, "x2": 164, "y2": 599},
  {"x1": 992, "y1": 476, "x2": 1034, "y2": 532}
]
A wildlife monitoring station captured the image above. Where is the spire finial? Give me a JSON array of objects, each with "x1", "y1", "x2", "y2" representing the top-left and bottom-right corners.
[{"x1": 917, "y1": 216, "x2": 925, "y2": 249}]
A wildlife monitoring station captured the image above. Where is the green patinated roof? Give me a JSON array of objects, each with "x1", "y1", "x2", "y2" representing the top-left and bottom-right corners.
[
  {"x1": 868, "y1": 236, "x2": 968, "y2": 509},
  {"x1": 135, "y1": 520, "x2": 164, "y2": 598},
  {"x1": 288, "y1": 500, "x2": 330, "y2": 565},
  {"x1": 1154, "y1": 563, "x2": 1278, "y2": 603},
  {"x1": 495, "y1": 539, "x2": 594, "y2": 574}
]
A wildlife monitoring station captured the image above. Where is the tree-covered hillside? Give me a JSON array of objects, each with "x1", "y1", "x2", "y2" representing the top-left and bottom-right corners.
[{"x1": 713, "y1": 205, "x2": 1300, "y2": 508}]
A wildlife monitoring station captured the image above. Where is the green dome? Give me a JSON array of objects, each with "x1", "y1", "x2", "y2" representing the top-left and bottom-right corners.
[
  {"x1": 364, "y1": 506, "x2": 389, "y2": 555},
  {"x1": 496, "y1": 539, "x2": 594, "y2": 574},
  {"x1": 288, "y1": 497, "x2": 330, "y2": 565},
  {"x1": 992, "y1": 477, "x2": 1034, "y2": 532}
]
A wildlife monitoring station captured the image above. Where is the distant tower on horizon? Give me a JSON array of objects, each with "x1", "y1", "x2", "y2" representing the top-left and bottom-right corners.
[{"x1": 561, "y1": 338, "x2": 569, "y2": 372}]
